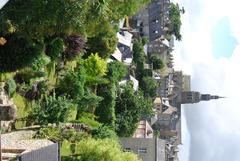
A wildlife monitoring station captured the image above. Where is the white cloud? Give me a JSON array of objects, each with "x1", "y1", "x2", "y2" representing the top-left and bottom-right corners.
[{"x1": 173, "y1": 0, "x2": 240, "y2": 161}]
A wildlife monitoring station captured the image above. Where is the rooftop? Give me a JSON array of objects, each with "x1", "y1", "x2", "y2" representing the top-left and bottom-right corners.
[{"x1": 1, "y1": 130, "x2": 55, "y2": 161}]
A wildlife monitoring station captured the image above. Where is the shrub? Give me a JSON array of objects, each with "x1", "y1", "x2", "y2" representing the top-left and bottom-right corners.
[
  {"x1": 150, "y1": 55, "x2": 164, "y2": 70},
  {"x1": 61, "y1": 138, "x2": 141, "y2": 161},
  {"x1": 65, "y1": 35, "x2": 86, "y2": 60},
  {"x1": 92, "y1": 125, "x2": 117, "y2": 139},
  {"x1": 30, "y1": 95, "x2": 74, "y2": 125},
  {"x1": 32, "y1": 54, "x2": 51, "y2": 71},
  {"x1": 46, "y1": 37, "x2": 65, "y2": 61},
  {"x1": 96, "y1": 83, "x2": 116, "y2": 127},
  {"x1": 0, "y1": 34, "x2": 43, "y2": 72},
  {"x1": 5, "y1": 78, "x2": 17, "y2": 98},
  {"x1": 36, "y1": 127, "x2": 61, "y2": 142}
]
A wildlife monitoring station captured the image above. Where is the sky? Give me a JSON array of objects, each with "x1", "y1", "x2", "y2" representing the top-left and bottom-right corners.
[{"x1": 172, "y1": 0, "x2": 240, "y2": 161}]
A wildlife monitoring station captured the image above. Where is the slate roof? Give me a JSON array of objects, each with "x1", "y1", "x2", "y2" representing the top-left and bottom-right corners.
[
  {"x1": 148, "y1": 0, "x2": 171, "y2": 41},
  {"x1": 0, "y1": 0, "x2": 9, "y2": 9}
]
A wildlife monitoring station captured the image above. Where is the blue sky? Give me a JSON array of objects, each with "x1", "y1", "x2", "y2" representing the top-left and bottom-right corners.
[
  {"x1": 212, "y1": 17, "x2": 237, "y2": 58},
  {"x1": 173, "y1": 0, "x2": 240, "y2": 161}
]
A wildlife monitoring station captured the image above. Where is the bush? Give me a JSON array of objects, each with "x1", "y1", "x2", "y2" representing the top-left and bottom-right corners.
[
  {"x1": 115, "y1": 84, "x2": 153, "y2": 137},
  {"x1": 150, "y1": 55, "x2": 164, "y2": 70},
  {"x1": 96, "y1": 83, "x2": 116, "y2": 127},
  {"x1": 141, "y1": 76, "x2": 157, "y2": 98},
  {"x1": 0, "y1": 34, "x2": 43, "y2": 72},
  {"x1": 86, "y1": 26, "x2": 118, "y2": 59},
  {"x1": 36, "y1": 126, "x2": 90, "y2": 143},
  {"x1": 46, "y1": 37, "x2": 65, "y2": 61},
  {"x1": 71, "y1": 112, "x2": 102, "y2": 128},
  {"x1": 65, "y1": 35, "x2": 86, "y2": 60},
  {"x1": 62, "y1": 138, "x2": 141, "y2": 161},
  {"x1": 5, "y1": 78, "x2": 17, "y2": 98},
  {"x1": 30, "y1": 95, "x2": 74, "y2": 125},
  {"x1": 92, "y1": 126, "x2": 117, "y2": 139},
  {"x1": 36, "y1": 127, "x2": 62, "y2": 142},
  {"x1": 32, "y1": 54, "x2": 51, "y2": 71},
  {"x1": 107, "y1": 61, "x2": 128, "y2": 82}
]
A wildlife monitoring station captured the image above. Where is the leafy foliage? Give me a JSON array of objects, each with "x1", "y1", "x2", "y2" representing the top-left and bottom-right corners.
[
  {"x1": 1, "y1": 0, "x2": 88, "y2": 37},
  {"x1": 57, "y1": 68, "x2": 86, "y2": 100},
  {"x1": 72, "y1": 112, "x2": 102, "y2": 128},
  {"x1": 141, "y1": 76, "x2": 157, "y2": 98},
  {"x1": 0, "y1": 34, "x2": 43, "y2": 72},
  {"x1": 169, "y1": 3, "x2": 182, "y2": 41},
  {"x1": 36, "y1": 126, "x2": 90, "y2": 142},
  {"x1": 83, "y1": 53, "x2": 107, "y2": 78},
  {"x1": 86, "y1": 25, "x2": 118, "y2": 59},
  {"x1": 65, "y1": 35, "x2": 86, "y2": 60},
  {"x1": 30, "y1": 94, "x2": 74, "y2": 125},
  {"x1": 150, "y1": 55, "x2": 165, "y2": 70},
  {"x1": 62, "y1": 138, "x2": 140, "y2": 161},
  {"x1": 46, "y1": 37, "x2": 65, "y2": 61},
  {"x1": 132, "y1": 39, "x2": 146, "y2": 81},
  {"x1": 107, "y1": 61, "x2": 128, "y2": 82},
  {"x1": 110, "y1": 0, "x2": 150, "y2": 19},
  {"x1": 115, "y1": 84, "x2": 153, "y2": 137},
  {"x1": 5, "y1": 78, "x2": 17, "y2": 98},
  {"x1": 36, "y1": 127, "x2": 62, "y2": 142},
  {"x1": 92, "y1": 125, "x2": 117, "y2": 139},
  {"x1": 32, "y1": 54, "x2": 51, "y2": 71},
  {"x1": 96, "y1": 83, "x2": 116, "y2": 127}
]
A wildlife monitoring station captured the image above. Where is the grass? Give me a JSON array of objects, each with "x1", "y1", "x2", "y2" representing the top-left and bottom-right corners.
[{"x1": 13, "y1": 93, "x2": 31, "y2": 129}]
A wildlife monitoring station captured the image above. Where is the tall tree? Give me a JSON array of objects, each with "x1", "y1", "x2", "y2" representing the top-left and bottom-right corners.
[
  {"x1": 169, "y1": 3, "x2": 183, "y2": 41},
  {"x1": 141, "y1": 76, "x2": 158, "y2": 98},
  {"x1": 62, "y1": 138, "x2": 141, "y2": 161},
  {"x1": 115, "y1": 84, "x2": 153, "y2": 137}
]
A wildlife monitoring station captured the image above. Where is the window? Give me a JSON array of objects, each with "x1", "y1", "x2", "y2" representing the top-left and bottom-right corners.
[
  {"x1": 138, "y1": 148, "x2": 147, "y2": 153},
  {"x1": 124, "y1": 148, "x2": 131, "y2": 152}
]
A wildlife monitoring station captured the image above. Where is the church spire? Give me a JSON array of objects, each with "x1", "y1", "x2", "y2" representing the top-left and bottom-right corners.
[
  {"x1": 200, "y1": 94, "x2": 225, "y2": 101},
  {"x1": 181, "y1": 91, "x2": 225, "y2": 104}
]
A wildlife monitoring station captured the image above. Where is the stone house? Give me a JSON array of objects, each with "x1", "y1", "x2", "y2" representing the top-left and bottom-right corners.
[{"x1": 120, "y1": 138, "x2": 166, "y2": 161}]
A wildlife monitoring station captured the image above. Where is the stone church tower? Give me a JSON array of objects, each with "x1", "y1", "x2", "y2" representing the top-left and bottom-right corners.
[{"x1": 181, "y1": 91, "x2": 223, "y2": 104}]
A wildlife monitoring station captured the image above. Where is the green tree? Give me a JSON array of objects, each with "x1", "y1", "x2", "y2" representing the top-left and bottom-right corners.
[
  {"x1": 115, "y1": 84, "x2": 153, "y2": 137},
  {"x1": 57, "y1": 68, "x2": 86, "y2": 100},
  {"x1": 83, "y1": 53, "x2": 107, "y2": 78},
  {"x1": 96, "y1": 83, "x2": 116, "y2": 127},
  {"x1": 107, "y1": 61, "x2": 128, "y2": 82},
  {"x1": 92, "y1": 125, "x2": 117, "y2": 139},
  {"x1": 1, "y1": 0, "x2": 88, "y2": 37},
  {"x1": 0, "y1": 34, "x2": 43, "y2": 73},
  {"x1": 141, "y1": 76, "x2": 157, "y2": 98},
  {"x1": 30, "y1": 94, "x2": 74, "y2": 125},
  {"x1": 62, "y1": 138, "x2": 141, "y2": 161},
  {"x1": 86, "y1": 27, "x2": 118, "y2": 59},
  {"x1": 95, "y1": 61, "x2": 127, "y2": 127},
  {"x1": 56, "y1": 66, "x2": 103, "y2": 119},
  {"x1": 169, "y1": 3, "x2": 183, "y2": 41},
  {"x1": 132, "y1": 39, "x2": 146, "y2": 81},
  {"x1": 110, "y1": 0, "x2": 150, "y2": 20},
  {"x1": 150, "y1": 55, "x2": 165, "y2": 70}
]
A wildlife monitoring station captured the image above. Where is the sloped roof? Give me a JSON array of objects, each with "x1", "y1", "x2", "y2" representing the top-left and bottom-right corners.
[
  {"x1": 129, "y1": 75, "x2": 139, "y2": 91},
  {"x1": 119, "y1": 19, "x2": 125, "y2": 29},
  {"x1": 154, "y1": 97, "x2": 162, "y2": 104},
  {"x1": 0, "y1": 0, "x2": 9, "y2": 9},
  {"x1": 111, "y1": 48, "x2": 123, "y2": 62},
  {"x1": 162, "y1": 39, "x2": 170, "y2": 47},
  {"x1": 163, "y1": 106, "x2": 178, "y2": 115},
  {"x1": 117, "y1": 31, "x2": 133, "y2": 47},
  {"x1": 119, "y1": 75, "x2": 139, "y2": 91}
]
